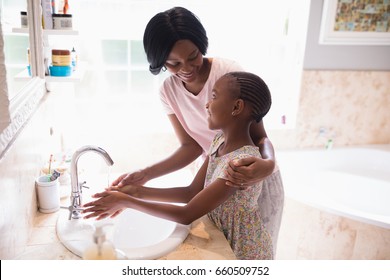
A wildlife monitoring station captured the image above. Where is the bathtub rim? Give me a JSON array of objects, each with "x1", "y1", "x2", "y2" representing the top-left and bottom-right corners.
[{"x1": 276, "y1": 144, "x2": 390, "y2": 230}]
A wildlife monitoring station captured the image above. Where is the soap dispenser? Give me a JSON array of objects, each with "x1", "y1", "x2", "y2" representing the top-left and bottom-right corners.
[{"x1": 83, "y1": 223, "x2": 117, "y2": 260}]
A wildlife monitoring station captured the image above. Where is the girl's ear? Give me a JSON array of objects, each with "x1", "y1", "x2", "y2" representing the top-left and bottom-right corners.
[{"x1": 232, "y1": 99, "x2": 245, "y2": 116}]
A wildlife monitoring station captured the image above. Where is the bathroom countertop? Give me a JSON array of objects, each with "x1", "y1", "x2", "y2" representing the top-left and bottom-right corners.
[
  {"x1": 160, "y1": 215, "x2": 236, "y2": 260},
  {"x1": 14, "y1": 201, "x2": 236, "y2": 260}
]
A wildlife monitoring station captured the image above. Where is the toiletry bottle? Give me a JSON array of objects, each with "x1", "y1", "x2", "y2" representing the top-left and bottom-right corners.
[
  {"x1": 83, "y1": 224, "x2": 117, "y2": 260},
  {"x1": 71, "y1": 47, "x2": 77, "y2": 70}
]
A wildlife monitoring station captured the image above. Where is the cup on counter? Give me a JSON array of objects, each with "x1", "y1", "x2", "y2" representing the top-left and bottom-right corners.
[{"x1": 35, "y1": 175, "x2": 60, "y2": 213}]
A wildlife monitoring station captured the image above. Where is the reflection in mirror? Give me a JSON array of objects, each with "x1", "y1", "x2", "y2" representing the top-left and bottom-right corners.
[
  {"x1": 0, "y1": 0, "x2": 46, "y2": 158},
  {"x1": 0, "y1": 21, "x2": 12, "y2": 141},
  {"x1": 1, "y1": 0, "x2": 31, "y2": 98}
]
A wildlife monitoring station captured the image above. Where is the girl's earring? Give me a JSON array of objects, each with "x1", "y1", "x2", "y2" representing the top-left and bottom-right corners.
[
  {"x1": 162, "y1": 66, "x2": 167, "y2": 72},
  {"x1": 232, "y1": 112, "x2": 236, "y2": 116}
]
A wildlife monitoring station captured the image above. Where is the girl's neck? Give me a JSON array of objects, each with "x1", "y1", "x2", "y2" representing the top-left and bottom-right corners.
[{"x1": 217, "y1": 123, "x2": 254, "y2": 156}]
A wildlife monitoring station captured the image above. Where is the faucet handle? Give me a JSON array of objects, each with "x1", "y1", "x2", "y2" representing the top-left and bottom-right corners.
[
  {"x1": 61, "y1": 195, "x2": 86, "y2": 220},
  {"x1": 60, "y1": 205, "x2": 84, "y2": 220},
  {"x1": 80, "y1": 181, "x2": 90, "y2": 190},
  {"x1": 60, "y1": 205, "x2": 75, "y2": 220}
]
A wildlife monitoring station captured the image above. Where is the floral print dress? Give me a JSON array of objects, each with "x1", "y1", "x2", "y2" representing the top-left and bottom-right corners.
[{"x1": 205, "y1": 133, "x2": 273, "y2": 260}]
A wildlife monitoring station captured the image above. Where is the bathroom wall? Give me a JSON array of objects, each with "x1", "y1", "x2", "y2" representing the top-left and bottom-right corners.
[
  {"x1": 0, "y1": 94, "x2": 51, "y2": 259},
  {"x1": 269, "y1": 70, "x2": 390, "y2": 149}
]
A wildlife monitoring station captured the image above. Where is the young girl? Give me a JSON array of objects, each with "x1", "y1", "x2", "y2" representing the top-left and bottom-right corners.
[{"x1": 83, "y1": 71, "x2": 273, "y2": 260}]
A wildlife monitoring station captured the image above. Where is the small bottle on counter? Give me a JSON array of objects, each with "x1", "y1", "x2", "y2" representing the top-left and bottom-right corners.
[
  {"x1": 83, "y1": 224, "x2": 117, "y2": 260},
  {"x1": 20, "y1": 11, "x2": 28, "y2": 28},
  {"x1": 71, "y1": 47, "x2": 78, "y2": 71},
  {"x1": 27, "y1": 48, "x2": 31, "y2": 76}
]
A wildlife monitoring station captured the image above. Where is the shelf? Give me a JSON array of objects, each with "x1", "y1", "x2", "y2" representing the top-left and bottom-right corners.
[
  {"x1": 14, "y1": 68, "x2": 32, "y2": 81},
  {"x1": 14, "y1": 62, "x2": 87, "y2": 83},
  {"x1": 43, "y1": 29, "x2": 79, "y2": 36},
  {"x1": 12, "y1": 26, "x2": 82, "y2": 83},
  {"x1": 11, "y1": 27, "x2": 29, "y2": 34},
  {"x1": 47, "y1": 61, "x2": 87, "y2": 83},
  {"x1": 12, "y1": 27, "x2": 79, "y2": 36}
]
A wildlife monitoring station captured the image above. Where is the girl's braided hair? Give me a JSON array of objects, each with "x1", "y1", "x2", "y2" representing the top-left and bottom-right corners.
[{"x1": 225, "y1": 71, "x2": 272, "y2": 123}]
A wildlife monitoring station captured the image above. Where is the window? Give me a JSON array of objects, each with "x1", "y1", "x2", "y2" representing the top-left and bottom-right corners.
[{"x1": 63, "y1": 0, "x2": 309, "y2": 128}]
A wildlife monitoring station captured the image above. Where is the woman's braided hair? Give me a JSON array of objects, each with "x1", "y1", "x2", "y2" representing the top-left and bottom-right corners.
[{"x1": 225, "y1": 71, "x2": 272, "y2": 123}]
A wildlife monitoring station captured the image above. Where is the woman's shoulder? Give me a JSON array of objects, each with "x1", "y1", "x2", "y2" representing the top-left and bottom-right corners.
[
  {"x1": 160, "y1": 75, "x2": 183, "y2": 98},
  {"x1": 212, "y1": 57, "x2": 243, "y2": 70},
  {"x1": 161, "y1": 74, "x2": 181, "y2": 90},
  {"x1": 208, "y1": 57, "x2": 244, "y2": 83}
]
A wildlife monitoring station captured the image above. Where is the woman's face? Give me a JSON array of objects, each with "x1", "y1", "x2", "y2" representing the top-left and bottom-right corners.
[
  {"x1": 206, "y1": 76, "x2": 237, "y2": 130},
  {"x1": 165, "y1": 40, "x2": 204, "y2": 84}
]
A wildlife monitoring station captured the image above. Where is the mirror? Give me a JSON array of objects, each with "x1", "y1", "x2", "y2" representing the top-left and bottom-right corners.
[{"x1": 0, "y1": 0, "x2": 45, "y2": 158}]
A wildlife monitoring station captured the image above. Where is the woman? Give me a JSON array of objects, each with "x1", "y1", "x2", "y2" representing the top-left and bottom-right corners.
[{"x1": 112, "y1": 7, "x2": 284, "y2": 255}]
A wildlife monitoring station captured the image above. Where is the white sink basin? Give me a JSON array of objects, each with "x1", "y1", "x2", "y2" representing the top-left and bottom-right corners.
[{"x1": 56, "y1": 170, "x2": 192, "y2": 259}]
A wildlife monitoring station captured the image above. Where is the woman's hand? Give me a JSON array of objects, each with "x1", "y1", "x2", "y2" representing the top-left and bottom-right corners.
[
  {"x1": 110, "y1": 169, "x2": 148, "y2": 188},
  {"x1": 225, "y1": 157, "x2": 274, "y2": 189},
  {"x1": 83, "y1": 191, "x2": 130, "y2": 220},
  {"x1": 109, "y1": 184, "x2": 137, "y2": 195}
]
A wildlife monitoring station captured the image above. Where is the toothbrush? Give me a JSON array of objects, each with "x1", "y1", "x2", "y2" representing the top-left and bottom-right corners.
[
  {"x1": 63, "y1": 0, "x2": 69, "y2": 14},
  {"x1": 48, "y1": 154, "x2": 53, "y2": 175},
  {"x1": 51, "y1": 0, "x2": 55, "y2": 14}
]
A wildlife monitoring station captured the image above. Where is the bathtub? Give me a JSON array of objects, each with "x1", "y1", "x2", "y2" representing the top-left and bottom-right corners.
[{"x1": 276, "y1": 145, "x2": 390, "y2": 230}]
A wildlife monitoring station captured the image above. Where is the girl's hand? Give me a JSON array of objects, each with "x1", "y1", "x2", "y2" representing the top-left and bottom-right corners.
[
  {"x1": 225, "y1": 157, "x2": 273, "y2": 189},
  {"x1": 82, "y1": 191, "x2": 130, "y2": 220}
]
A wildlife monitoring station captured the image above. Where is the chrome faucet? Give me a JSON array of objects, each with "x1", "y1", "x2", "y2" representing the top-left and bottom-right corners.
[{"x1": 67, "y1": 145, "x2": 114, "y2": 220}]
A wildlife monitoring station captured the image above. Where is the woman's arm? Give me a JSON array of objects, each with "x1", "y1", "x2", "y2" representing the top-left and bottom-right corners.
[
  {"x1": 251, "y1": 120, "x2": 275, "y2": 173},
  {"x1": 144, "y1": 114, "x2": 203, "y2": 179},
  {"x1": 225, "y1": 120, "x2": 275, "y2": 187},
  {"x1": 111, "y1": 114, "x2": 203, "y2": 186}
]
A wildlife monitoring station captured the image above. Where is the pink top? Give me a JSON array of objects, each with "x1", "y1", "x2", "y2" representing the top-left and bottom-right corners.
[{"x1": 160, "y1": 57, "x2": 243, "y2": 156}]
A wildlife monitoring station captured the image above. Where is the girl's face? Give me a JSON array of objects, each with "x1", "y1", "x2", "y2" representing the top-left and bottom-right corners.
[
  {"x1": 206, "y1": 76, "x2": 237, "y2": 130},
  {"x1": 165, "y1": 40, "x2": 204, "y2": 84}
]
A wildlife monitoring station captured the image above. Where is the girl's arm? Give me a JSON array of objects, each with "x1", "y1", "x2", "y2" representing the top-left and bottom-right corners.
[
  {"x1": 83, "y1": 158, "x2": 237, "y2": 224},
  {"x1": 111, "y1": 114, "x2": 203, "y2": 186},
  {"x1": 225, "y1": 120, "x2": 275, "y2": 187},
  {"x1": 117, "y1": 157, "x2": 210, "y2": 204}
]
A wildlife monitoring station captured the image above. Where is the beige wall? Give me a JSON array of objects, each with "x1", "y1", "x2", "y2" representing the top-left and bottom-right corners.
[
  {"x1": 269, "y1": 70, "x2": 390, "y2": 149},
  {"x1": 0, "y1": 95, "x2": 51, "y2": 259},
  {"x1": 0, "y1": 69, "x2": 389, "y2": 259}
]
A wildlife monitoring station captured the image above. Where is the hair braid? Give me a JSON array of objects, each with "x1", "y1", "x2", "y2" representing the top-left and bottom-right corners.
[{"x1": 226, "y1": 72, "x2": 272, "y2": 122}]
